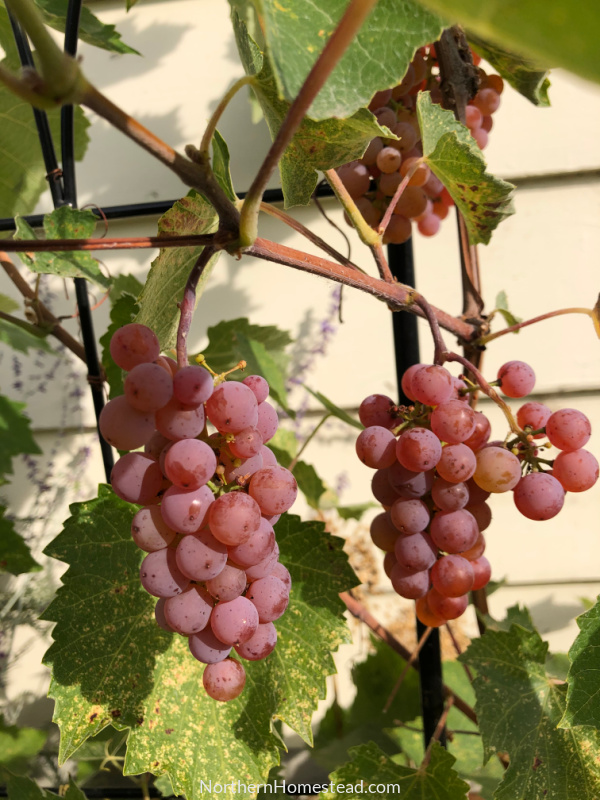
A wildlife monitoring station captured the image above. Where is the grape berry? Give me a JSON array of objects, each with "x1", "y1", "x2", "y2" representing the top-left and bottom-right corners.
[
  {"x1": 358, "y1": 361, "x2": 598, "y2": 627},
  {"x1": 104, "y1": 323, "x2": 297, "y2": 702}
]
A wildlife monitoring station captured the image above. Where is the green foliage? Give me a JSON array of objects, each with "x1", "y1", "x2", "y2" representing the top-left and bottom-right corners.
[
  {"x1": 134, "y1": 190, "x2": 220, "y2": 350},
  {"x1": 99, "y1": 277, "x2": 141, "y2": 399},
  {"x1": 305, "y1": 387, "x2": 362, "y2": 430},
  {"x1": 212, "y1": 129, "x2": 237, "y2": 202},
  {"x1": 320, "y1": 741, "x2": 469, "y2": 800},
  {"x1": 415, "y1": 0, "x2": 600, "y2": 86},
  {"x1": 258, "y1": 0, "x2": 444, "y2": 120},
  {"x1": 0, "y1": 771, "x2": 85, "y2": 799},
  {"x1": 0, "y1": 717, "x2": 47, "y2": 774},
  {"x1": 0, "y1": 394, "x2": 41, "y2": 478},
  {"x1": 233, "y1": 14, "x2": 395, "y2": 207},
  {"x1": 417, "y1": 92, "x2": 515, "y2": 245},
  {"x1": 200, "y1": 317, "x2": 292, "y2": 381},
  {"x1": 336, "y1": 503, "x2": 377, "y2": 520},
  {"x1": 461, "y1": 622, "x2": 600, "y2": 799},
  {"x1": 0, "y1": 316, "x2": 55, "y2": 354},
  {"x1": 0, "y1": 506, "x2": 41, "y2": 575},
  {"x1": 469, "y1": 34, "x2": 551, "y2": 106},
  {"x1": 560, "y1": 595, "x2": 600, "y2": 728},
  {"x1": 292, "y1": 460, "x2": 328, "y2": 509},
  {"x1": 494, "y1": 290, "x2": 522, "y2": 329},
  {"x1": 14, "y1": 208, "x2": 110, "y2": 288},
  {"x1": 234, "y1": 331, "x2": 290, "y2": 412},
  {"x1": 31, "y1": 0, "x2": 139, "y2": 55}
]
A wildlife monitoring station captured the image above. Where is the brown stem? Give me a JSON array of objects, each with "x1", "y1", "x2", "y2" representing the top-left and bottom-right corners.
[
  {"x1": 377, "y1": 159, "x2": 420, "y2": 237},
  {"x1": 0, "y1": 251, "x2": 87, "y2": 363},
  {"x1": 445, "y1": 622, "x2": 474, "y2": 683},
  {"x1": 383, "y1": 626, "x2": 433, "y2": 714},
  {"x1": 2, "y1": 234, "x2": 218, "y2": 253},
  {"x1": 176, "y1": 247, "x2": 216, "y2": 368},
  {"x1": 80, "y1": 83, "x2": 240, "y2": 236},
  {"x1": 340, "y1": 591, "x2": 478, "y2": 726},
  {"x1": 239, "y1": 0, "x2": 379, "y2": 247},
  {"x1": 479, "y1": 307, "x2": 595, "y2": 345},
  {"x1": 371, "y1": 243, "x2": 394, "y2": 283},
  {"x1": 412, "y1": 292, "x2": 448, "y2": 364},
  {"x1": 259, "y1": 202, "x2": 365, "y2": 272}
]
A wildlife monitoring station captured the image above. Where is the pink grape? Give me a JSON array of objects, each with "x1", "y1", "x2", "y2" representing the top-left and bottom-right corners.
[
  {"x1": 110, "y1": 323, "x2": 159, "y2": 371},
  {"x1": 436, "y1": 443, "x2": 477, "y2": 483},
  {"x1": 173, "y1": 365, "x2": 213, "y2": 406},
  {"x1": 430, "y1": 401, "x2": 476, "y2": 444},
  {"x1": 359, "y1": 394, "x2": 397, "y2": 429},
  {"x1": 466, "y1": 502, "x2": 492, "y2": 532},
  {"x1": 209, "y1": 492, "x2": 261, "y2": 546},
  {"x1": 211, "y1": 596, "x2": 259, "y2": 645},
  {"x1": 356, "y1": 426, "x2": 397, "y2": 469},
  {"x1": 400, "y1": 363, "x2": 428, "y2": 401},
  {"x1": 546, "y1": 409, "x2": 591, "y2": 451},
  {"x1": 99, "y1": 395, "x2": 155, "y2": 451},
  {"x1": 161, "y1": 484, "x2": 214, "y2": 534},
  {"x1": 242, "y1": 375, "x2": 269, "y2": 404},
  {"x1": 205, "y1": 563, "x2": 248, "y2": 602},
  {"x1": 221, "y1": 451, "x2": 264, "y2": 484},
  {"x1": 144, "y1": 430, "x2": 171, "y2": 460},
  {"x1": 175, "y1": 528, "x2": 228, "y2": 581},
  {"x1": 471, "y1": 556, "x2": 492, "y2": 590},
  {"x1": 124, "y1": 362, "x2": 173, "y2": 412},
  {"x1": 164, "y1": 439, "x2": 217, "y2": 490},
  {"x1": 228, "y1": 517, "x2": 275, "y2": 567},
  {"x1": 396, "y1": 427, "x2": 442, "y2": 471},
  {"x1": 260, "y1": 446, "x2": 278, "y2": 468},
  {"x1": 256, "y1": 401, "x2": 278, "y2": 443},
  {"x1": 235, "y1": 623, "x2": 277, "y2": 661},
  {"x1": 427, "y1": 588, "x2": 469, "y2": 620},
  {"x1": 131, "y1": 505, "x2": 176, "y2": 551},
  {"x1": 245, "y1": 542, "x2": 280, "y2": 581},
  {"x1": 383, "y1": 551, "x2": 397, "y2": 578},
  {"x1": 516, "y1": 402, "x2": 552, "y2": 439},
  {"x1": 463, "y1": 411, "x2": 492, "y2": 450},
  {"x1": 246, "y1": 576, "x2": 289, "y2": 622},
  {"x1": 553, "y1": 449, "x2": 599, "y2": 492},
  {"x1": 461, "y1": 532, "x2": 486, "y2": 561},
  {"x1": 370, "y1": 513, "x2": 399, "y2": 551},
  {"x1": 155, "y1": 355, "x2": 177, "y2": 377},
  {"x1": 390, "y1": 563, "x2": 429, "y2": 599},
  {"x1": 270, "y1": 562, "x2": 291, "y2": 591},
  {"x1": 474, "y1": 447, "x2": 521, "y2": 492},
  {"x1": 513, "y1": 473, "x2": 565, "y2": 520},
  {"x1": 497, "y1": 361, "x2": 535, "y2": 398},
  {"x1": 376, "y1": 146, "x2": 402, "y2": 173},
  {"x1": 230, "y1": 427, "x2": 263, "y2": 459},
  {"x1": 155, "y1": 397, "x2": 205, "y2": 441},
  {"x1": 336, "y1": 161, "x2": 370, "y2": 197},
  {"x1": 431, "y1": 478, "x2": 469, "y2": 511},
  {"x1": 371, "y1": 469, "x2": 401, "y2": 507},
  {"x1": 249, "y1": 466, "x2": 298, "y2": 515},
  {"x1": 465, "y1": 104, "x2": 483, "y2": 129},
  {"x1": 111, "y1": 453, "x2": 163, "y2": 505},
  {"x1": 387, "y1": 460, "x2": 420, "y2": 490},
  {"x1": 417, "y1": 213, "x2": 440, "y2": 237},
  {"x1": 410, "y1": 365, "x2": 453, "y2": 406},
  {"x1": 154, "y1": 598, "x2": 174, "y2": 632},
  {"x1": 430, "y1": 509, "x2": 479, "y2": 554},
  {"x1": 189, "y1": 627, "x2": 232, "y2": 664},
  {"x1": 140, "y1": 548, "x2": 189, "y2": 598},
  {"x1": 466, "y1": 478, "x2": 490, "y2": 505},
  {"x1": 395, "y1": 469, "x2": 435, "y2": 499},
  {"x1": 361, "y1": 136, "x2": 383, "y2": 166},
  {"x1": 394, "y1": 532, "x2": 437, "y2": 571},
  {"x1": 163, "y1": 585, "x2": 213, "y2": 634},
  {"x1": 206, "y1": 382, "x2": 259, "y2": 433},
  {"x1": 203, "y1": 658, "x2": 246, "y2": 702},
  {"x1": 473, "y1": 87, "x2": 501, "y2": 115},
  {"x1": 431, "y1": 555, "x2": 474, "y2": 597},
  {"x1": 390, "y1": 497, "x2": 430, "y2": 534}
]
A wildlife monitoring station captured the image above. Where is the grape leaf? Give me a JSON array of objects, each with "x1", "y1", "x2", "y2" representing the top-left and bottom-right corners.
[
  {"x1": 212, "y1": 129, "x2": 237, "y2": 203},
  {"x1": 232, "y1": 14, "x2": 393, "y2": 207},
  {"x1": 200, "y1": 317, "x2": 292, "y2": 379},
  {"x1": 258, "y1": 0, "x2": 444, "y2": 120},
  {"x1": 494, "y1": 290, "x2": 522, "y2": 329},
  {"x1": 0, "y1": 394, "x2": 41, "y2": 479},
  {"x1": 0, "y1": 771, "x2": 85, "y2": 800},
  {"x1": 560, "y1": 596, "x2": 600, "y2": 729},
  {"x1": 0, "y1": 6, "x2": 18, "y2": 66},
  {"x1": 417, "y1": 92, "x2": 515, "y2": 245},
  {"x1": 292, "y1": 460, "x2": 327, "y2": 509},
  {"x1": 14, "y1": 208, "x2": 110, "y2": 289},
  {"x1": 0, "y1": 294, "x2": 18, "y2": 313},
  {"x1": 468, "y1": 34, "x2": 551, "y2": 107},
  {"x1": 336, "y1": 503, "x2": 377, "y2": 520},
  {"x1": 320, "y1": 741, "x2": 469, "y2": 800},
  {"x1": 267, "y1": 429, "x2": 297, "y2": 467},
  {"x1": 0, "y1": 78, "x2": 89, "y2": 219},
  {"x1": 42, "y1": 486, "x2": 356, "y2": 798},
  {"x1": 0, "y1": 716, "x2": 47, "y2": 773},
  {"x1": 32, "y1": 0, "x2": 139, "y2": 55},
  {"x1": 304, "y1": 387, "x2": 362, "y2": 430},
  {"x1": 460, "y1": 623, "x2": 600, "y2": 799},
  {"x1": 480, "y1": 602, "x2": 535, "y2": 633},
  {"x1": 0, "y1": 317, "x2": 54, "y2": 354},
  {"x1": 233, "y1": 332, "x2": 290, "y2": 412},
  {"x1": 109, "y1": 273, "x2": 143, "y2": 304},
  {"x1": 100, "y1": 291, "x2": 140, "y2": 400},
  {"x1": 134, "y1": 190, "x2": 220, "y2": 351},
  {"x1": 415, "y1": 0, "x2": 600, "y2": 86},
  {"x1": 0, "y1": 506, "x2": 41, "y2": 575}
]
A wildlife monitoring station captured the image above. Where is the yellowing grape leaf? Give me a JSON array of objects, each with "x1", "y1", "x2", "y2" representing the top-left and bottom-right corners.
[{"x1": 417, "y1": 92, "x2": 515, "y2": 245}]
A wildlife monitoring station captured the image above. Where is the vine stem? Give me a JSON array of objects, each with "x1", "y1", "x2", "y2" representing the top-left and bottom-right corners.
[
  {"x1": 377, "y1": 159, "x2": 421, "y2": 237},
  {"x1": 420, "y1": 696, "x2": 454, "y2": 769},
  {"x1": 325, "y1": 168, "x2": 380, "y2": 248},
  {"x1": 199, "y1": 75, "x2": 254, "y2": 156},
  {"x1": 239, "y1": 0, "x2": 379, "y2": 247},
  {"x1": 340, "y1": 591, "x2": 478, "y2": 725},
  {"x1": 478, "y1": 306, "x2": 596, "y2": 344},
  {"x1": 1, "y1": 234, "x2": 218, "y2": 252},
  {"x1": 176, "y1": 247, "x2": 216, "y2": 368},
  {"x1": 289, "y1": 414, "x2": 330, "y2": 471}
]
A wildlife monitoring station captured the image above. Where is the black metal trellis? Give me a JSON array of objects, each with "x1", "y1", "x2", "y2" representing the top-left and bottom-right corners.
[{"x1": 2, "y1": 2, "x2": 447, "y2": 793}]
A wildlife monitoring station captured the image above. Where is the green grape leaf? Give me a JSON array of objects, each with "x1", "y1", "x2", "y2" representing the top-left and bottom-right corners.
[
  {"x1": 481, "y1": 603, "x2": 535, "y2": 633},
  {"x1": 494, "y1": 290, "x2": 522, "y2": 329},
  {"x1": 416, "y1": 0, "x2": 600, "y2": 87},
  {"x1": 99, "y1": 293, "x2": 139, "y2": 400},
  {"x1": 292, "y1": 460, "x2": 327, "y2": 509},
  {"x1": 0, "y1": 6, "x2": 19, "y2": 66},
  {"x1": 259, "y1": 0, "x2": 444, "y2": 120},
  {"x1": 460, "y1": 623, "x2": 600, "y2": 799},
  {"x1": 233, "y1": 332, "x2": 290, "y2": 412},
  {"x1": 42, "y1": 487, "x2": 356, "y2": 798},
  {"x1": 0, "y1": 506, "x2": 41, "y2": 575},
  {"x1": 0, "y1": 293, "x2": 18, "y2": 313},
  {"x1": 560, "y1": 596, "x2": 600, "y2": 728},
  {"x1": 417, "y1": 92, "x2": 515, "y2": 245},
  {"x1": 134, "y1": 190, "x2": 220, "y2": 351},
  {"x1": 304, "y1": 387, "x2": 362, "y2": 430},
  {"x1": 110, "y1": 273, "x2": 143, "y2": 304},
  {"x1": 0, "y1": 81, "x2": 89, "y2": 219},
  {"x1": 32, "y1": 0, "x2": 139, "y2": 54},
  {"x1": 0, "y1": 771, "x2": 84, "y2": 800},
  {"x1": 200, "y1": 318, "x2": 292, "y2": 379},
  {"x1": 126, "y1": 0, "x2": 140, "y2": 9},
  {"x1": 320, "y1": 741, "x2": 469, "y2": 800},
  {"x1": 0, "y1": 716, "x2": 47, "y2": 773},
  {"x1": 267, "y1": 428, "x2": 297, "y2": 468},
  {"x1": 14, "y1": 208, "x2": 110, "y2": 289},
  {"x1": 468, "y1": 34, "x2": 550, "y2": 107},
  {"x1": 336, "y1": 503, "x2": 377, "y2": 520},
  {"x1": 0, "y1": 317, "x2": 55, "y2": 354},
  {"x1": 232, "y1": 15, "x2": 393, "y2": 207},
  {"x1": 0, "y1": 395, "x2": 41, "y2": 479},
  {"x1": 212, "y1": 129, "x2": 237, "y2": 202}
]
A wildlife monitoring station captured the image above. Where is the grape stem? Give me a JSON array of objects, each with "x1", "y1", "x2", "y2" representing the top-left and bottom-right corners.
[
  {"x1": 377, "y1": 158, "x2": 422, "y2": 237},
  {"x1": 325, "y1": 168, "x2": 381, "y2": 248},
  {"x1": 382, "y1": 625, "x2": 433, "y2": 714},
  {"x1": 199, "y1": 76, "x2": 254, "y2": 156},
  {"x1": 176, "y1": 246, "x2": 217, "y2": 368},
  {"x1": 289, "y1": 413, "x2": 330, "y2": 471},
  {"x1": 420, "y1": 696, "x2": 454, "y2": 770},
  {"x1": 477, "y1": 306, "x2": 597, "y2": 344}
]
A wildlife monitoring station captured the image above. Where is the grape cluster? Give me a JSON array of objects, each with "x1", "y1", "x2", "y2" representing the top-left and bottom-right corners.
[
  {"x1": 357, "y1": 360, "x2": 598, "y2": 627},
  {"x1": 100, "y1": 323, "x2": 297, "y2": 702},
  {"x1": 337, "y1": 45, "x2": 504, "y2": 243}
]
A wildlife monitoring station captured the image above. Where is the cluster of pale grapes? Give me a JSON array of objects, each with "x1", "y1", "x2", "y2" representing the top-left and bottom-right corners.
[
  {"x1": 357, "y1": 360, "x2": 598, "y2": 627},
  {"x1": 100, "y1": 323, "x2": 297, "y2": 702},
  {"x1": 337, "y1": 45, "x2": 504, "y2": 243}
]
